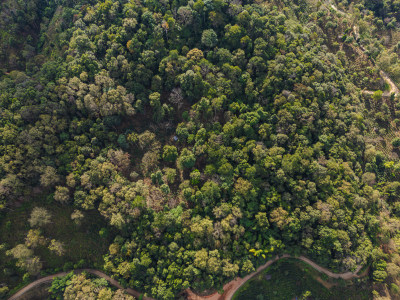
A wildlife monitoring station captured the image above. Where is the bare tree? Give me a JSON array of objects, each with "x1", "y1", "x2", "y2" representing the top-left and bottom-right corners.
[{"x1": 168, "y1": 87, "x2": 184, "y2": 109}]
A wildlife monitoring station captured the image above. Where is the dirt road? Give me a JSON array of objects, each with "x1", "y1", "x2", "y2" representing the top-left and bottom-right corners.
[
  {"x1": 8, "y1": 269, "x2": 155, "y2": 300},
  {"x1": 326, "y1": 1, "x2": 399, "y2": 96},
  {"x1": 185, "y1": 254, "x2": 365, "y2": 300},
  {"x1": 379, "y1": 70, "x2": 400, "y2": 95},
  {"x1": 8, "y1": 272, "x2": 68, "y2": 300},
  {"x1": 9, "y1": 254, "x2": 366, "y2": 300}
]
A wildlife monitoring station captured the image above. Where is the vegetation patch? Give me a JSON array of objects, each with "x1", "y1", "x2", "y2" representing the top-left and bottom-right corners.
[{"x1": 233, "y1": 259, "x2": 371, "y2": 300}]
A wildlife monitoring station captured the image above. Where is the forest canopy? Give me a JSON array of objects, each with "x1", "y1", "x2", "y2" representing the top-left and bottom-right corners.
[{"x1": 1, "y1": 0, "x2": 400, "y2": 299}]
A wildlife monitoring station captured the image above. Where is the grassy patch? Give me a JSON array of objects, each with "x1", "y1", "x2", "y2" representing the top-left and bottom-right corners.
[
  {"x1": 0, "y1": 195, "x2": 114, "y2": 295},
  {"x1": 232, "y1": 258, "x2": 371, "y2": 300}
]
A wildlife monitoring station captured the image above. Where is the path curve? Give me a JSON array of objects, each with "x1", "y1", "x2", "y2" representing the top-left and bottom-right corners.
[
  {"x1": 9, "y1": 254, "x2": 367, "y2": 300},
  {"x1": 378, "y1": 70, "x2": 400, "y2": 95},
  {"x1": 8, "y1": 269, "x2": 155, "y2": 300},
  {"x1": 327, "y1": 1, "x2": 399, "y2": 96},
  {"x1": 185, "y1": 254, "x2": 366, "y2": 300}
]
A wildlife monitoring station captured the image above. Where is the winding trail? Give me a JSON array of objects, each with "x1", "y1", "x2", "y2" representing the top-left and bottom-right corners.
[
  {"x1": 185, "y1": 254, "x2": 365, "y2": 300},
  {"x1": 8, "y1": 272, "x2": 67, "y2": 300},
  {"x1": 377, "y1": 70, "x2": 400, "y2": 96},
  {"x1": 8, "y1": 269, "x2": 155, "y2": 300},
  {"x1": 8, "y1": 255, "x2": 366, "y2": 300},
  {"x1": 326, "y1": 1, "x2": 399, "y2": 96}
]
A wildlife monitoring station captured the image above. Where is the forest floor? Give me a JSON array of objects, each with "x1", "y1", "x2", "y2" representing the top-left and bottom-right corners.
[{"x1": 0, "y1": 196, "x2": 112, "y2": 298}]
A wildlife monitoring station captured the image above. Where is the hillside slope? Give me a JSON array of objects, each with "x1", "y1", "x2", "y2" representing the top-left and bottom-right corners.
[{"x1": 1, "y1": 0, "x2": 400, "y2": 299}]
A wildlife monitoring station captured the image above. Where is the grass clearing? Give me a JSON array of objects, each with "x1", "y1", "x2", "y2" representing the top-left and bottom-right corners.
[
  {"x1": 232, "y1": 258, "x2": 371, "y2": 300},
  {"x1": 0, "y1": 195, "x2": 114, "y2": 296}
]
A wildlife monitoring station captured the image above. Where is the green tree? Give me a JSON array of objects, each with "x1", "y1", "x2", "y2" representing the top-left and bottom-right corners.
[
  {"x1": 177, "y1": 148, "x2": 196, "y2": 169},
  {"x1": 201, "y1": 29, "x2": 218, "y2": 48},
  {"x1": 392, "y1": 137, "x2": 400, "y2": 148},
  {"x1": 163, "y1": 145, "x2": 178, "y2": 162},
  {"x1": 49, "y1": 272, "x2": 74, "y2": 300}
]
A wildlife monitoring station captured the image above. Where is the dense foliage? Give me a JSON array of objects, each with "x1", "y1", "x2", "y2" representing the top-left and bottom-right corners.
[
  {"x1": 1, "y1": 0, "x2": 400, "y2": 299},
  {"x1": 49, "y1": 272, "x2": 134, "y2": 300}
]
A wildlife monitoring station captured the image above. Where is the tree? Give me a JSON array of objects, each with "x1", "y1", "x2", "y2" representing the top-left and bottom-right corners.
[
  {"x1": 163, "y1": 145, "x2": 178, "y2": 162},
  {"x1": 201, "y1": 181, "x2": 220, "y2": 204},
  {"x1": 49, "y1": 240, "x2": 65, "y2": 256},
  {"x1": 387, "y1": 262, "x2": 400, "y2": 279},
  {"x1": 40, "y1": 166, "x2": 60, "y2": 188},
  {"x1": 23, "y1": 256, "x2": 43, "y2": 275},
  {"x1": 164, "y1": 168, "x2": 177, "y2": 183},
  {"x1": 160, "y1": 184, "x2": 170, "y2": 195},
  {"x1": 168, "y1": 87, "x2": 184, "y2": 107},
  {"x1": 7, "y1": 244, "x2": 33, "y2": 261},
  {"x1": 373, "y1": 90, "x2": 383, "y2": 102},
  {"x1": 29, "y1": 207, "x2": 51, "y2": 228},
  {"x1": 54, "y1": 186, "x2": 70, "y2": 204},
  {"x1": 25, "y1": 229, "x2": 46, "y2": 248},
  {"x1": 0, "y1": 286, "x2": 9, "y2": 297},
  {"x1": 373, "y1": 270, "x2": 388, "y2": 282},
  {"x1": 49, "y1": 272, "x2": 74, "y2": 300},
  {"x1": 177, "y1": 148, "x2": 196, "y2": 170},
  {"x1": 392, "y1": 137, "x2": 400, "y2": 148},
  {"x1": 222, "y1": 259, "x2": 239, "y2": 277},
  {"x1": 270, "y1": 207, "x2": 291, "y2": 230},
  {"x1": 224, "y1": 24, "x2": 244, "y2": 49},
  {"x1": 110, "y1": 213, "x2": 126, "y2": 229},
  {"x1": 7, "y1": 244, "x2": 42, "y2": 275},
  {"x1": 107, "y1": 149, "x2": 131, "y2": 173},
  {"x1": 208, "y1": 251, "x2": 222, "y2": 274},
  {"x1": 177, "y1": 6, "x2": 193, "y2": 25},
  {"x1": 190, "y1": 170, "x2": 201, "y2": 185},
  {"x1": 149, "y1": 92, "x2": 165, "y2": 122},
  {"x1": 71, "y1": 210, "x2": 84, "y2": 225},
  {"x1": 0, "y1": 174, "x2": 23, "y2": 209},
  {"x1": 362, "y1": 172, "x2": 376, "y2": 186},
  {"x1": 373, "y1": 259, "x2": 388, "y2": 282},
  {"x1": 138, "y1": 131, "x2": 158, "y2": 150},
  {"x1": 301, "y1": 291, "x2": 312, "y2": 300},
  {"x1": 194, "y1": 249, "x2": 208, "y2": 270},
  {"x1": 241, "y1": 259, "x2": 255, "y2": 275},
  {"x1": 62, "y1": 273, "x2": 134, "y2": 300},
  {"x1": 141, "y1": 151, "x2": 159, "y2": 175},
  {"x1": 186, "y1": 48, "x2": 204, "y2": 61},
  {"x1": 234, "y1": 178, "x2": 254, "y2": 201},
  {"x1": 201, "y1": 29, "x2": 218, "y2": 48},
  {"x1": 255, "y1": 212, "x2": 269, "y2": 228}
]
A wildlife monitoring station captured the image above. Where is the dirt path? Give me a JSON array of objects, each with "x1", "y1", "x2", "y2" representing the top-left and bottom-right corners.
[
  {"x1": 329, "y1": 2, "x2": 345, "y2": 15},
  {"x1": 325, "y1": 1, "x2": 399, "y2": 96},
  {"x1": 379, "y1": 70, "x2": 400, "y2": 95},
  {"x1": 9, "y1": 255, "x2": 367, "y2": 300},
  {"x1": 8, "y1": 272, "x2": 68, "y2": 300},
  {"x1": 185, "y1": 254, "x2": 365, "y2": 300},
  {"x1": 8, "y1": 269, "x2": 155, "y2": 300}
]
